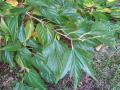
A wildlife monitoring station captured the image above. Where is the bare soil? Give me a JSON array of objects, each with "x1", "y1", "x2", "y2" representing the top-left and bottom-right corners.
[{"x1": 0, "y1": 62, "x2": 20, "y2": 90}]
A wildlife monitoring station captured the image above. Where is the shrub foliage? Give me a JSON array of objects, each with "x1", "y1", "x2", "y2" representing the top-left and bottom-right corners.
[{"x1": 0, "y1": 0, "x2": 120, "y2": 89}]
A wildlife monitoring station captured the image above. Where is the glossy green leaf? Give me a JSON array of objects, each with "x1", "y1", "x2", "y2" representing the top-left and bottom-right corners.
[
  {"x1": 15, "y1": 54, "x2": 25, "y2": 68},
  {"x1": 74, "y1": 49, "x2": 94, "y2": 77},
  {"x1": 0, "y1": 42, "x2": 21, "y2": 51},
  {"x1": 24, "y1": 69, "x2": 47, "y2": 90},
  {"x1": 26, "y1": 39, "x2": 39, "y2": 48},
  {"x1": 19, "y1": 48, "x2": 32, "y2": 67},
  {"x1": 64, "y1": 49, "x2": 82, "y2": 90},
  {"x1": 5, "y1": 16, "x2": 18, "y2": 41},
  {"x1": 64, "y1": 48, "x2": 96, "y2": 89},
  {"x1": 13, "y1": 82, "x2": 34, "y2": 90},
  {"x1": 25, "y1": 20, "x2": 34, "y2": 40},
  {"x1": 18, "y1": 24, "x2": 26, "y2": 43},
  {"x1": 10, "y1": 8, "x2": 26, "y2": 15},
  {"x1": 43, "y1": 40, "x2": 66, "y2": 83},
  {"x1": 93, "y1": 12, "x2": 108, "y2": 20},
  {"x1": 26, "y1": 0, "x2": 48, "y2": 7},
  {"x1": 60, "y1": 50, "x2": 72, "y2": 79},
  {"x1": 32, "y1": 53, "x2": 46, "y2": 69},
  {"x1": 40, "y1": 7, "x2": 60, "y2": 24},
  {"x1": 13, "y1": 83, "x2": 25, "y2": 90},
  {"x1": 32, "y1": 53, "x2": 55, "y2": 83},
  {"x1": 4, "y1": 51, "x2": 15, "y2": 67},
  {"x1": 111, "y1": 12, "x2": 120, "y2": 19},
  {"x1": 89, "y1": 21, "x2": 117, "y2": 46},
  {"x1": 0, "y1": 18, "x2": 9, "y2": 33},
  {"x1": 35, "y1": 23, "x2": 54, "y2": 45},
  {"x1": 0, "y1": 1, "x2": 13, "y2": 15}
]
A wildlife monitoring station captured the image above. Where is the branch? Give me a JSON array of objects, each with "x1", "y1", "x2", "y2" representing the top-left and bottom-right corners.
[
  {"x1": 26, "y1": 12, "x2": 44, "y2": 24},
  {"x1": 54, "y1": 30, "x2": 71, "y2": 40},
  {"x1": 80, "y1": 35, "x2": 103, "y2": 42},
  {"x1": 79, "y1": 32, "x2": 91, "y2": 39},
  {"x1": 26, "y1": 12, "x2": 72, "y2": 40}
]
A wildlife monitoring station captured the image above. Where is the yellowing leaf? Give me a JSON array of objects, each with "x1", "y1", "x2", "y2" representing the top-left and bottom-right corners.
[
  {"x1": 103, "y1": 8, "x2": 112, "y2": 13},
  {"x1": 25, "y1": 20, "x2": 34, "y2": 40},
  {"x1": 6, "y1": 0, "x2": 18, "y2": 7},
  {"x1": 107, "y1": 0, "x2": 115, "y2": 3}
]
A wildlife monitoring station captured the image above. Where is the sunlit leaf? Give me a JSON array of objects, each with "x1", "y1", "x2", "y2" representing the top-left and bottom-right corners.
[
  {"x1": 35, "y1": 23, "x2": 54, "y2": 45},
  {"x1": 6, "y1": 0, "x2": 18, "y2": 7},
  {"x1": 0, "y1": 41, "x2": 21, "y2": 51},
  {"x1": 0, "y1": 18, "x2": 9, "y2": 33},
  {"x1": 5, "y1": 16, "x2": 18, "y2": 41},
  {"x1": 25, "y1": 20, "x2": 34, "y2": 40}
]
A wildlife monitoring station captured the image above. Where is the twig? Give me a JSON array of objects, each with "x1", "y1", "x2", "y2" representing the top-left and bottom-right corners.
[
  {"x1": 25, "y1": 13, "x2": 102, "y2": 42},
  {"x1": 26, "y1": 12, "x2": 43, "y2": 24},
  {"x1": 26, "y1": 12, "x2": 83, "y2": 42},
  {"x1": 79, "y1": 32, "x2": 91, "y2": 39},
  {"x1": 54, "y1": 30, "x2": 71, "y2": 40}
]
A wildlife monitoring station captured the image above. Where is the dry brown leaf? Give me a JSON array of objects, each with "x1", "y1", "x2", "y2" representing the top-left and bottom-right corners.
[{"x1": 95, "y1": 44, "x2": 103, "y2": 51}]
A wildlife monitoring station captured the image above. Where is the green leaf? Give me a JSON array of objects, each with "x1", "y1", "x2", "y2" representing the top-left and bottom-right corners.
[
  {"x1": 19, "y1": 48, "x2": 32, "y2": 67},
  {"x1": 13, "y1": 82, "x2": 34, "y2": 90},
  {"x1": 74, "y1": 48, "x2": 95, "y2": 78},
  {"x1": 111, "y1": 11, "x2": 120, "y2": 19},
  {"x1": 64, "y1": 48, "x2": 96, "y2": 89},
  {"x1": 89, "y1": 21, "x2": 117, "y2": 46},
  {"x1": 59, "y1": 50, "x2": 72, "y2": 79},
  {"x1": 0, "y1": 42, "x2": 21, "y2": 51},
  {"x1": 13, "y1": 83, "x2": 24, "y2": 90},
  {"x1": 73, "y1": 40, "x2": 95, "y2": 52},
  {"x1": 40, "y1": 7, "x2": 60, "y2": 24},
  {"x1": 26, "y1": 0, "x2": 48, "y2": 7},
  {"x1": 35, "y1": 23, "x2": 54, "y2": 45},
  {"x1": 0, "y1": 1, "x2": 13, "y2": 15},
  {"x1": 0, "y1": 18, "x2": 9, "y2": 33},
  {"x1": 43, "y1": 40, "x2": 66, "y2": 83},
  {"x1": 10, "y1": 7, "x2": 26, "y2": 15},
  {"x1": 15, "y1": 54, "x2": 25, "y2": 68},
  {"x1": 93, "y1": 12, "x2": 108, "y2": 20},
  {"x1": 32, "y1": 53, "x2": 46, "y2": 70},
  {"x1": 24, "y1": 69, "x2": 47, "y2": 90},
  {"x1": 65, "y1": 20, "x2": 93, "y2": 39},
  {"x1": 32, "y1": 53, "x2": 55, "y2": 83},
  {"x1": 25, "y1": 20, "x2": 34, "y2": 40},
  {"x1": 5, "y1": 16, "x2": 18, "y2": 41},
  {"x1": 4, "y1": 51, "x2": 15, "y2": 67},
  {"x1": 66, "y1": 49, "x2": 82, "y2": 90},
  {"x1": 26, "y1": 39, "x2": 39, "y2": 48},
  {"x1": 18, "y1": 24, "x2": 26, "y2": 43}
]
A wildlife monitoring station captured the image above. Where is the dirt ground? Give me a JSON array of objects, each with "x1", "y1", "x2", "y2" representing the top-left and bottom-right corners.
[{"x1": 0, "y1": 62, "x2": 20, "y2": 90}]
